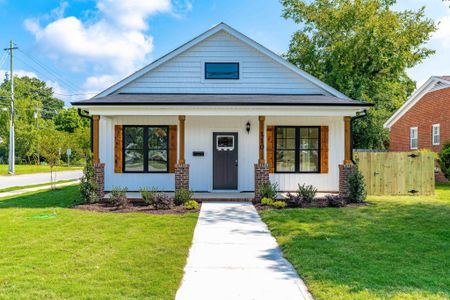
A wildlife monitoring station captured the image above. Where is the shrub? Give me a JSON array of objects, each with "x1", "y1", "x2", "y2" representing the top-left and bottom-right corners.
[
  {"x1": 297, "y1": 183, "x2": 317, "y2": 203},
  {"x1": 140, "y1": 187, "x2": 158, "y2": 205},
  {"x1": 261, "y1": 197, "x2": 274, "y2": 206},
  {"x1": 80, "y1": 154, "x2": 98, "y2": 204},
  {"x1": 259, "y1": 182, "x2": 278, "y2": 199},
  {"x1": 154, "y1": 193, "x2": 174, "y2": 210},
  {"x1": 174, "y1": 188, "x2": 194, "y2": 206},
  {"x1": 110, "y1": 186, "x2": 128, "y2": 208},
  {"x1": 184, "y1": 200, "x2": 199, "y2": 210},
  {"x1": 270, "y1": 200, "x2": 287, "y2": 209},
  {"x1": 439, "y1": 141, "x2": 450, "y2": 180},
  {"x1": 326, "y1": 194, "x2": 346, "y2": 208},
  {"x1": 285, "y1": 192, "x2": 302, "y2": 207},
  {"x1": 348, "y1": 165, "x2": 367, "y2": 203}
]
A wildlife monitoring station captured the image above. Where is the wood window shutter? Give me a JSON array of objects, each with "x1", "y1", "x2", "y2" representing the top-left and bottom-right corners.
[
  {"x1": 320, "y1": 126, "x2": 329, "y2": 173},
  {"x1": 169, "y1": 125, "x2": 178, "y2": 173},
  {"x1": 266, "y1": 126, "x2": 275, "y2": 173},
  {"x1": 114, "y1": 125, "x2": 123, "y2": 173}
]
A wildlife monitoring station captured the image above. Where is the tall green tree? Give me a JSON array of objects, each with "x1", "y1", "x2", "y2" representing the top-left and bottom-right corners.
[{"x1": 282, "y1": 0, "x2": 436, "y2": 149}]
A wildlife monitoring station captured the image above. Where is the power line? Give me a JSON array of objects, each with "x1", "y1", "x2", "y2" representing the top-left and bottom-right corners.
[
  {"x1": 0, "y1": 52, "x2": 7, "y2": 69},
  {"x1": 18, "y1": 49, "x2": 82, "y2": 93}
]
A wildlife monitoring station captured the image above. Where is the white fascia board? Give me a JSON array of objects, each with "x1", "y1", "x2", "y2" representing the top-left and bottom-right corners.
[
  {"x1": 76, "y1": 105, "x2": 364, "y2": 117},
  {"x1": 94, "y1": 23, "x2": 350, "y2": 100},
  {"x1": 384, "y1": 77, "x2": 439, "y2": 129}
]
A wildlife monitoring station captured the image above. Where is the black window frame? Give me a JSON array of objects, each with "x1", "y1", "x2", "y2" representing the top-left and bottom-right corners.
[
  {"x1": 122, "y1": 125, "x2": 169, "y2": 174},
  {"x1": 204, "y1": 62, "x2": 240, "y2": 80},
  {"x1": 274, "y1": 126, "x2": 321, "y2": 174}
]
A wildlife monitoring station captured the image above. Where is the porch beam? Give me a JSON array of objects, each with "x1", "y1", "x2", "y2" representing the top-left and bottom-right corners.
[
  {"x1": 258, "y1": 116, "x2": 265, "y2": 164},
  {"x1": 92, "y1": 115, "x2": 100, "y2": 164},
  {"x1": 178, "y1": 115, "x2": 186, "y2": 164},
  {"x1": 344, "y1": 116, "x2": 352, "y2": 164}
]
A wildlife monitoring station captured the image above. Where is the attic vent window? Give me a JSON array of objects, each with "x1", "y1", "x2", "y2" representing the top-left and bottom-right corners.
[{"x1": 205, "y1": 62, "x2": 239, "y2": 79}]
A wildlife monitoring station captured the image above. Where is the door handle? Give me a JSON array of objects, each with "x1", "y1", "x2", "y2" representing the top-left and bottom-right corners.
[{"x1": 235, "y1": 160, "x2": 238, "y2": 167}]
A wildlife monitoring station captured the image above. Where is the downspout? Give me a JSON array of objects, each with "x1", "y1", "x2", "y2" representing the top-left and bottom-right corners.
[
  {"x1": 350, "y1": 109, "x2": 368, "y2": 164},
  {"x1": 77, "y1": 109, "x2": 93, "y2": 153}
]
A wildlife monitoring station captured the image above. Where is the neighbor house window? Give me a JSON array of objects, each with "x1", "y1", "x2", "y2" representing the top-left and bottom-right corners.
[
  {"x1": 205, "y1": 62, "x2": 239, "y2": 79},
  {"x1": 123, "y1": 126, "x2": 168, "y2": 173},
  {"x1": 432, "y1": 124, "x2": 440, "y2": 146},
  {"x1": 410, "y1": 127, "x2": 418, "y2": 150},
  {"x1": 275, "y1": 127, "x2": 320, "y2": 173}
]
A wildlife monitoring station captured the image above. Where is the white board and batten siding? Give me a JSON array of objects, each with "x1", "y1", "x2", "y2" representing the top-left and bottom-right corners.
[
  {"x1": 119, "y1": 31, "x2": 329, "y2": 95},
  {"x1": 99, "y1": 116, "x2": 344, "y2": 192}
]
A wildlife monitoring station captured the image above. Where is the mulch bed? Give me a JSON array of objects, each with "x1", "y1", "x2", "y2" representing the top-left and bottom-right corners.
[
  {"x1": 73, "y1": 201, "x2": 200, "y2": 215},
  {"x1": 254, "y1": 199, "x2": 372, "y2": 212}
]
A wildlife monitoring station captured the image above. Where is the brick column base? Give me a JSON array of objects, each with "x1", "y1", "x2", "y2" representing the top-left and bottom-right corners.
[
  {"x1": 93, "y1": 163, "x2": 105, "y2": 199},
  {"x1": 254, "y1": 163, "x2": 269, "y2": 202},
  {"x1": 339, "y1": 164, "x2": 355, "y2": 198},
  {"x1": 175, "y1": 164, "x2": 190, "y2": 191}
]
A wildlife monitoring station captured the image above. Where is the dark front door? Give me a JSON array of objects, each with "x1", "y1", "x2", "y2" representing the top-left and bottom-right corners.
[{"x1": 213, "y1": 132, "x2": 238, "y2": 190}]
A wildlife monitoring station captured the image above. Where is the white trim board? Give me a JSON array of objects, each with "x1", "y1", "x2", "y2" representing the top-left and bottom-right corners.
[
  {"x1": 384, "y1": 76, "x2": 450, "y2": 129},
  {"x1": 94, "y1": 23, "x2": 349, "y2": 100}
]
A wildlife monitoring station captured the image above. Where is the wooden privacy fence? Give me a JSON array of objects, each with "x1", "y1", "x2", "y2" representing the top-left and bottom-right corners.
[{"x1": 354, "y1": 151, "x2": 435, "y2": 196}]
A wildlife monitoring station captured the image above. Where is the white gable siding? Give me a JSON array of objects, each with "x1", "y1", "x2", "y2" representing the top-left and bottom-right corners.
[{"x1": 119, "y1": 31, "x2": 329, "y2": 95}]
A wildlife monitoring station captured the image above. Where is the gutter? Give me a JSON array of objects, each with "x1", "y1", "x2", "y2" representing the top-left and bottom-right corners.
[
  {"x1": 350, "y1": 109, "x2": 368, "y2": 164},
  {"x1": 77, "y1": 109, "x2": 93, "y2": 153}
]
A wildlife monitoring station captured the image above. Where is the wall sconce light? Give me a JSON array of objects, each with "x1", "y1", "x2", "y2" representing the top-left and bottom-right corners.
[{"x1": 246, "y1": 121, "x2": 251, "y2": 134}]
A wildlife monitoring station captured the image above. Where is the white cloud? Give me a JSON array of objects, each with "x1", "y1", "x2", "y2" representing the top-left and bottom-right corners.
[
  {"x1": 25, "y1": 0, "x2": 175, "y2": 94},
  {"x1": 0, "y1": 69, "x2": 37, "y2": 81},
  {"x1": 434, "y1": 13, "x2": 450, "y2": 48}
]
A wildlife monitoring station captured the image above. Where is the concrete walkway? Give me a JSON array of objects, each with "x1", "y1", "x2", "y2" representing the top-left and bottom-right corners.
[
  {"x1": 176, "y1": 202, "x2": 313, "y2": 300},
  {"x1": 0, "y1": 170, "x2": 82, "y2": 189}
]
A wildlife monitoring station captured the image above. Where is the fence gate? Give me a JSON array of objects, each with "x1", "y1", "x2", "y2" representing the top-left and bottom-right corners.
[{"x1": 355, "y1": 152, "x2": 435, "y2": 196}]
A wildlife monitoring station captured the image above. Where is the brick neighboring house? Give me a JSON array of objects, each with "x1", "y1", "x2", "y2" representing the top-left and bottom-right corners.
[{"x1": 384, "y1": 76, "x2": 450, "y2": 182}]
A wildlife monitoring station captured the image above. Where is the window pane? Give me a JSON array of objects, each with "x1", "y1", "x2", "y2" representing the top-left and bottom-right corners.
[
  {"x1": 205, "y1": 63, "x2": 239, "y2": 79},
  {"x1": 148, "y1": 127, "x2": 168, "y2": 149},
  {"x1": 300, "y1": 139, "x2": 319, "y2": 149},
  {"x1": 299, "y1": 150, "x2": 319, "y2": 172},
  {"x1": 148, "y1": 150, "x2": 168, "y2": 172},
  {"x1": 124, "y1": 127, "x2": 144, "y2": 150},
  {"x1": 276, "y1": 150, "x2": 295, "y2": 172},
  {"x1": 277, "y1": 138, "x2": 295, "y2": 150},
  {"x1": 277, "y1": 127, "x2": 295, "y2": 139},
  {"x1": 124, "y1": 150, "x2": 144, "y2": 172}
]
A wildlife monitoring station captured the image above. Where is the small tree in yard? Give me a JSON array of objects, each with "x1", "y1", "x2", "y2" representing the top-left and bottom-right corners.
[
  {"x1": 348, "y1": 165, "x2": 367, "y2": 203},
  {"x1": 38, "y1": 128, "x2": 63, "y2": 189},
  {"x1": 80, "y1": 154, "x2": 98, "y2": 204},
  {"x1": 439, "y1": 141, "x2": 450, "y2": 180}
]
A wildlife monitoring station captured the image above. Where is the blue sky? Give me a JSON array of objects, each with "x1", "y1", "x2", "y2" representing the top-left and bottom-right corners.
[{"x1": 0, "y1": 0, "x2": 449, "y2": 105}]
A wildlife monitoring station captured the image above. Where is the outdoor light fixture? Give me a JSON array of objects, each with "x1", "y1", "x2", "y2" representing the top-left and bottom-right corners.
[{"x1": 246, "y1": 121, "x2": 251, "y2": 134}]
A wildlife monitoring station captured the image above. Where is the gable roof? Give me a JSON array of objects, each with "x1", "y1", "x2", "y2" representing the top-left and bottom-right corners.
[
  {"x1": 92, "y1": 22, "x2": 350, "y2": 100},
  {"x1": 384, "y1": 76, "x2": 450, "y2": 129}
]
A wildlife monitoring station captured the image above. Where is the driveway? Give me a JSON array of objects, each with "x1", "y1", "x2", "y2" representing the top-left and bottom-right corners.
[
  {"x1": 176, "y1": 202, "x2": 313, "y2": 300},
  {"x1": 0, "y1": 170, "x2": 83, "y2": 189}
]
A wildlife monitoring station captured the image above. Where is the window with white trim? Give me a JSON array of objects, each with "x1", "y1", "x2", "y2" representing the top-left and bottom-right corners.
[
  {"x1": 410, "y1": 127, "x2": 418, "y2": 150},
  {"x1": 432, "y1": 124, "x2": 440, "y2": 145}
]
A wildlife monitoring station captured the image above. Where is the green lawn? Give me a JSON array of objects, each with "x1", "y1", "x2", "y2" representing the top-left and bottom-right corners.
[
  {"x1": 0, "y1": 164, "x2": 82, "y2": 175},
  {"x1": 0, "y1": 186, "x2": 198, "y2": 299},
  {"x1": 260, "y1": 184, "x2": 450, "y2": 300},
  {"x1": 0, "y1": 179, "x2": 77, "y2": 193}
]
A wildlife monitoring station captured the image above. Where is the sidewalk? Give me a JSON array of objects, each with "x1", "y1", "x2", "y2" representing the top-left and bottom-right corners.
[
  {"x1": 0, "y1": 181, "x2": 80, "y2": 198},
  {"x1": 0, "y1": 170, "x2": 82, "y2": 190},
  {"x1": 176, "y1": 202, "x2": 313, "y2": 300}
]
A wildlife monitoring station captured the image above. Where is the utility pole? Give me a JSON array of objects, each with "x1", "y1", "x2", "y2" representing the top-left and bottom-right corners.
[{"x1": 4, "y1": 40, "x2": 18, "y2": 174}]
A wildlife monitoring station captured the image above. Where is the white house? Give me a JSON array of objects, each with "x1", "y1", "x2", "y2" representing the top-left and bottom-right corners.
[{"x1": 72, "y1": 23, "x2": 372, "y2": 199}]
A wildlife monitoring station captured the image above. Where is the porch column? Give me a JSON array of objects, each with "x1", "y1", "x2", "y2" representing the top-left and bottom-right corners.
[
  {"x1": 343, "y1": 116, "x2": 352, "y2": 165},
  {"x1": 339, "y1": 116, "x2": 355, "y2": 198},
  {"x1": 255, "y1": 116, "x2": 269, "y2": 202},
  {"x1": 175, "y1": 115, "x2": 189, "y2": 191},
  {"x1": 92, "y1": 115, "x2": 100, "y2": 164},
  {"x1": 92, "y1": 115, "x2": 104, "y2": 199},
  {"x1": 178, "y1": 115, "x2": 186, "y2": 164}
]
